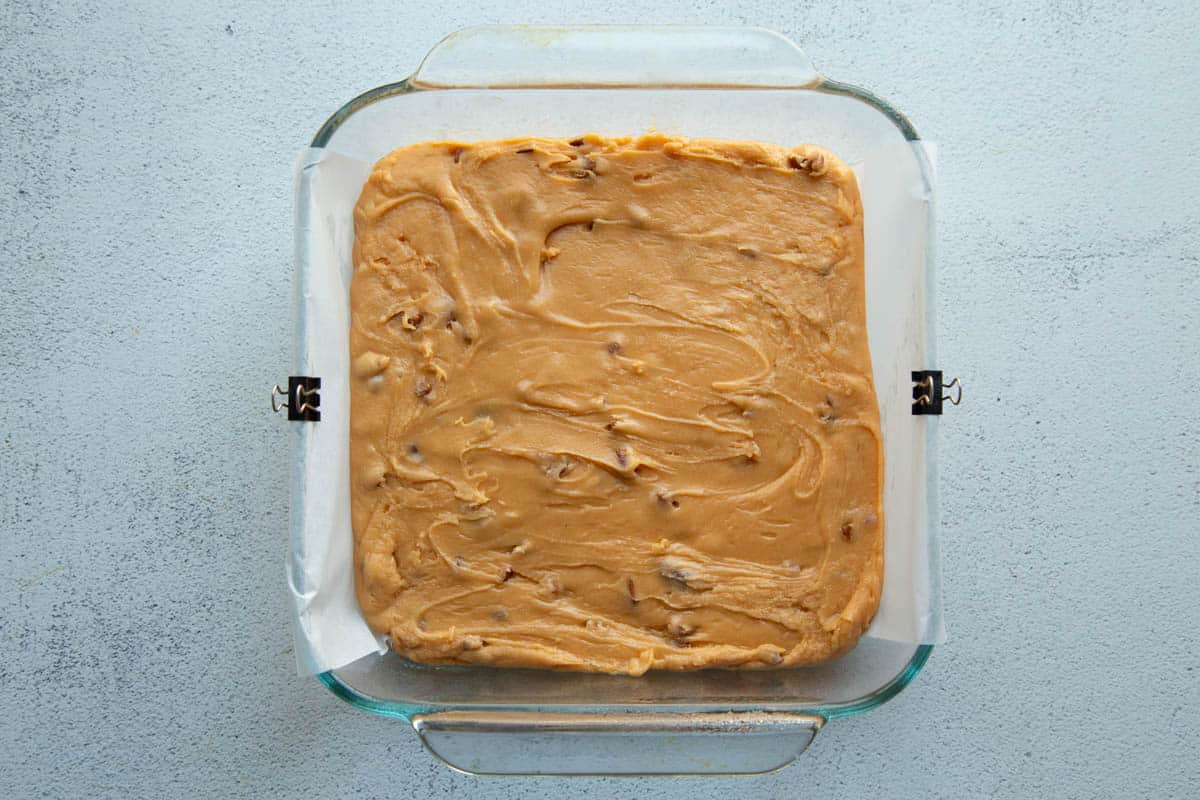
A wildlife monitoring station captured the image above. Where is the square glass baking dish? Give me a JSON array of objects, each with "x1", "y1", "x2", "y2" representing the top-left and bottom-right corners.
[{"x1": 292, "y1": 25, "x2": 941, "y2": 776}]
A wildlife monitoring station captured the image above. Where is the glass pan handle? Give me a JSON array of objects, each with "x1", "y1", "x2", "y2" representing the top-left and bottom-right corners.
[
  {"x1": 412, "y1": 710, "x2": 823, "y2": 776},
  {"x1": 411, "y1": 25, "x2": 821, "y2": 89}
]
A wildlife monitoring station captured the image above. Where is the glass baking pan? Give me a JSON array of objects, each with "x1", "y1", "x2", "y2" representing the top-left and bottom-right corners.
[{"x1": 294, "y1": 25, "x2": 942, "y2": 776}]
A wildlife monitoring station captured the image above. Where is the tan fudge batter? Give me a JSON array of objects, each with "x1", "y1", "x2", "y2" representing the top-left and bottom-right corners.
[{"x1": 350, "y1": 134, "x2": 882, "y2": 675}]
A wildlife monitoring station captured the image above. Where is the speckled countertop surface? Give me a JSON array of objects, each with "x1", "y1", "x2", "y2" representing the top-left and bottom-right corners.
[{"x1": 2, "y1": 2, "x2": 1197, "y2": 798}]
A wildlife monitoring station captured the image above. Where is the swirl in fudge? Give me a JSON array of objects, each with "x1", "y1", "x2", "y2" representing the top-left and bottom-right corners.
[{"x1": 349, "y1": 134, "x2": 882, "y2": 675}]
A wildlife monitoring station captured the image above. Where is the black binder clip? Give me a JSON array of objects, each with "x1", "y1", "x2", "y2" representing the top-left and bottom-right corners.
[
  {"x1": 912, "y1": 370, "x2": 961, "y2": 415},
  {"x1": 272, "y1": 376, "x2": 321, "y2": 421}
]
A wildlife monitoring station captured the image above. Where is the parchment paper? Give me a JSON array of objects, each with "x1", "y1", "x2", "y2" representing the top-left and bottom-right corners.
[{"x1": 289, "y1": 141, "x2": 943, "y2": 676}]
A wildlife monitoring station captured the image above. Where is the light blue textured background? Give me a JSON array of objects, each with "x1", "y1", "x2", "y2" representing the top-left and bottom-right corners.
[{"x1": 2, "y1": 2, "x2": 1197, "y2": 798}]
